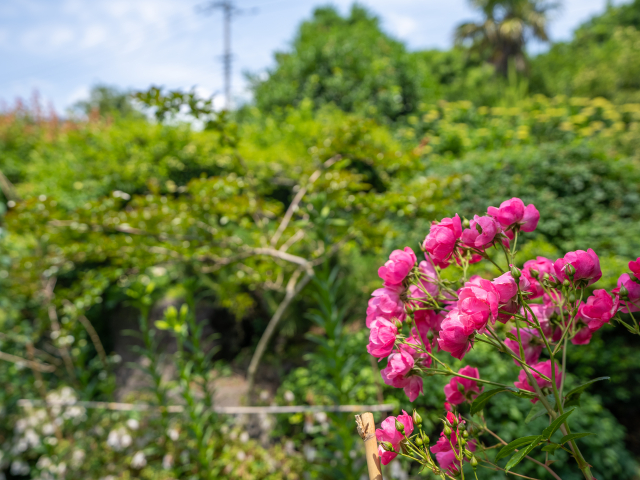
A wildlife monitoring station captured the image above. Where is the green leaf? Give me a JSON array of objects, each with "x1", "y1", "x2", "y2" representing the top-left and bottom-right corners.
[
  {"x1": 525, "y1": 394, "x2": 556, "y2": 423},
  {"x1": 470, "y1": 388, "x2": 512, "y2": 415},
  {"x1": 505, "y1": 436, "x2": 542, "y2": 471},
  {"x1": 154, "y1": 320, "x2": 170, "y2": 330},
  {"x1": 541, "y1": 444, "x2": 561, "y2": 455},
  {"x1": 564, "y1": 376, "x2": 610, "y2": 408},
  {"x1": 542, "y1": 409, "x2": 575, "y2": 440},
  {"x1": 496, "y1": 435, "x2": 540, "y2": 461},
  {"x1": 559, "y1": 432, "x2": 594, "y2": 444}
]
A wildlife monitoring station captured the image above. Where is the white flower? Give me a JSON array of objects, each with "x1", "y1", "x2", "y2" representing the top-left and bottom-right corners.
[
  {"x1": 36, "y1": 456, "x2": 52, "y2": 469},
  {"x1": 162, "y1": 454, "x2": 173, "y2": 470},
  {"x1": 303, "y1": 445, "x2": 317, "y2": 462},
  {"x1": 283, "y1": 390, "x2": 295, "y2": 402},
  {"x1": 313, "y1": 412, "x2": 327, "y2": 423},
  {"x1": 71, "y1": 449, "x2": 86, "y2": 467},
  {"x1": 15, "y1": 419, "x2": 27, "y2": 433},
  {"x1": 24, "y1": 429, "x2": 40, "y2": 448},
  {"x1": 239, "y1": 431, "x2": 249, "y2": 443},
  {"x1": 106, "y1": 427, "x2": 132, "y2": 451},
  {"x1": 126, "y1": 419, "x2": 140, "y2": 431},
  {"x1": 236, "y1": 451, "x2": 246, "y2": 461},
  {"x1": 10, "y1": 460, "x2": 30, "y2": 476},
  {"x1": 167, "y1": 428, "x2": 179, "y2": 441},
  {"x1": 131, "y1": 451, "x2": 147, "y2": 469},
  {"x1": 42, "y1": 424, "x2": 55, "y2": 436}
]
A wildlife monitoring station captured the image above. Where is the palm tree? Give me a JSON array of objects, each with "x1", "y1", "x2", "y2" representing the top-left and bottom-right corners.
[{"x1": 455, "y1": 0, "x2": 559, "y2": 75}]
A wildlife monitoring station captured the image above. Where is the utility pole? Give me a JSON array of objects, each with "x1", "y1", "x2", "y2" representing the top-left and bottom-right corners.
[
  {"x1": 200, "y1": 1, "x2": 253, "y2": 110},
  {"x1": 219, "y1": 1, "x2": 233, "y2": 109}
]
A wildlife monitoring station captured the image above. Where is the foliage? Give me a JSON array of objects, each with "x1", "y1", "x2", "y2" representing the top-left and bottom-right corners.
[
  {"x1": 530, "y1": 0, "x2": 640, "y2": 102},
  {"x1": 249, "y1": 5, "x2": 425, "y2": 122},
  {"x1": 71, "y1": 84, "x2": 143, "y2": 119}
]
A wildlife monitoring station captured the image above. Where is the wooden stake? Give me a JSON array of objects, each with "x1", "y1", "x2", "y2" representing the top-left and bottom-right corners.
[{"x1": 355, "y1": 412, "x2": 383, "y2": 480}]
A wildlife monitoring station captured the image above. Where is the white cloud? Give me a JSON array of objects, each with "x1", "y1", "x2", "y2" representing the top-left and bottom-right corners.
[{"x1": 386, "y1": 13, "x2": 418, "y2": 38}]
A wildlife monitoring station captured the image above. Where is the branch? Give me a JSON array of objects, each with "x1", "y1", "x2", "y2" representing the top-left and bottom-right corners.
[
  {"x1": 0, "y1": 349, "x2": 56, "y2": 372},
  {"x1": 270, "y1": 155, "x2": 339, "y2": 247},
  {"x1": 79, "y1": 315, "x2": 109, "y2": 369},
  {"x1": 42, "y1": 277, "x2": 77, "y2": 382},
  {"x1": 246, "y1": 268, "x2": 314, "y2": 398}
]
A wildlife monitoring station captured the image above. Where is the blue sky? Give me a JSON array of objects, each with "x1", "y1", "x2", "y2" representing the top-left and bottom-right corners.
[{"x1": 0, "y1": 0, "x2": 627, "y2": 112}]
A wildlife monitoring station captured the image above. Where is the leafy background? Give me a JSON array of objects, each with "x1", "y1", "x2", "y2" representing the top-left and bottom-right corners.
[{"x1": 1, "y1": 1, "x2": 640, "y2": 479}]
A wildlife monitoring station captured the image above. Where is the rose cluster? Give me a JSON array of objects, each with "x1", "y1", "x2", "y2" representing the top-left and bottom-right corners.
[{"x1": 366, "y1": 197, "x2": 639, "y2": 413}]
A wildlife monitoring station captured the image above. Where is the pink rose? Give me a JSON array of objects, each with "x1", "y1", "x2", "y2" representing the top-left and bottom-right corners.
[
  {"x1": 443, "y1": 366, "x2": 483, "y2": 405},
  {"x1": 579, "y1": 289, "x2": 620, "y2": 332},
  {"x1": 522, "y1": 257, "x2": 555, "y2": 298},
  {"x1": 504, "y1": 327, "x2": 542, "y2": 365},
  {"x1": 414, "y1": 309, "x2": 444, "y2": 344},
  {"x1": 437, "y1": 309, "x2": 475, "y2": 360},
  {"x1": 378, "y1": 247, "x2": 417, "y2": 286},
  {"x1": 553, "y1": 249, "x2": 602, "y2": 286},
  {"x1": 367, "y1": 318, "x2": 398, "y2": 359},
  {"x1": 402, "y1": 376, "x2": 424, "y2": 402},
  {"x1": 366, "y1": 285, "x2": 405, "y2": 327},
  {"x1": 629, "y1": 258, "x2": 640, "y2": 278},
  {"x1": 571, "y1": 324, "x2": 593, "y2": 345},
  {"x1": 458, "y1": 278, "x2": 500, "y2": 329},
  {"x1": 514, "y1": 360, "x2": 562, "y2": 403},
  {"x1": 375, "y1": 411, "x2": 414, "y2": 465},
  {"x1": 383, "y1": 349, "x2": 414, "y2": 380},
  {"x1": 423, "y1": 215, "x2": 462, "y2": 268},
  {"x1": 613, "y1": 273, "x2": 640, "y2": 313},
  {"x1": 461, "y1": 215, "x2": 502, "y2": 249},
  {"x1": 487, "y1": 197, "x2": 539, "y2": 232},
  {"x1": 492, "y1": 271, "x2": 529, "y2": 308},
  {"x1": 418, "y1": 258, "x2": 439, "y2": 296},
  {"x1": 525, "y1": 303, "x2": 561, "y2": 341},
  {"x1": 400, "y1": 331, "x2": 432, "y2": 368},
  {"x1": 430, "y1": 423, "x2": 476, "y2": 473}
]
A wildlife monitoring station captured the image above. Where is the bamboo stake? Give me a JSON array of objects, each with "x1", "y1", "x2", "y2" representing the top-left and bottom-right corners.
[{"x1": 355, "y1": 412, "x2": 383, "y2": 480}]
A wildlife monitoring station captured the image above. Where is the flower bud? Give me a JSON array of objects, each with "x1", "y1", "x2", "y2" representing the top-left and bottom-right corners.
[
  {"x1": 510, "y1": 265, "x2": 522, "y2": 279},
  {"x1": 395, "y1": 319, "x2": 403, "y2": 330},
  {"x1": 530, "y1": 268, "x2": 539, "y2": 279},
  {"x1": 415, "y1": 437, "x2": 423, "y2": 447},
  {"x1": 462, "y1": 218, "x2": 470, "y2": 228},
  {"x1": 619, "y1": 285, "x2": 629, "y2": 301},
  {"x1": 443, "y1": 425, "x2": 452, "y2": 436},
  {"x1": 470, "y1": 456, "x2": 478, "y2": 468},
  {"x1": 464, "y1": 449, "x2": 474, "y2": 459},
  {"x1": 562, "y1": 279, "x2": 570, "y2": 287},
  {"x1": 423, "y1": 434, "x2": 430, "y2": 444},
  {"x1": 405, "y1": 316, "x2": 413, "y2": 326},
  {"x1": 568, "y1": 293, "x2": 576, "y2": 303},
  {"x1": 412, "y1": 410, "x2": 422, "y2": 427},
  {"x1": 565, "y1": 264, "x2": 576, "y2": 278},
  {"x1": 460, "y1": 438, "x2": 467, "y2": 447},
  {"x1": 395, "y1": 419, "x2": 405, "y2": 434},
  {"x1": 462, "y1": 430, "x2": 469, "y2": 438},
  {"x1": 381, "y1": 441, "x2": 395, "y2": 452}
]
